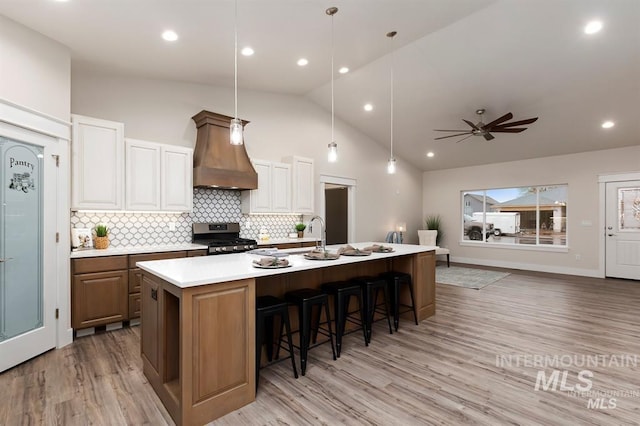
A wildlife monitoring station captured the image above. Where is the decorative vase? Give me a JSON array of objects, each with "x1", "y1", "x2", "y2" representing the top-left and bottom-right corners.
[
  {"x1": 94, "y1": 236, "x2": 109, "y2": 249},
  {"x1": 297, "y1": 231, "x2": 304, "y2": 238}
]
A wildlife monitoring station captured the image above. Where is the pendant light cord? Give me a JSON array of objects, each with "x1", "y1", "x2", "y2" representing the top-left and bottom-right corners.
[
  {"x1": 390, "y1": 33, "x2": 395, "y2": 159},
  {"x1": 234, "y1": 0, "x2": 238, "y2": 120},
  {"x1": 331, "y1": 13, "x2": 335, "y2": 143}
]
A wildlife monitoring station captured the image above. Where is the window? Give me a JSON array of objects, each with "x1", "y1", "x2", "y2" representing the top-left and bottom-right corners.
[{"x1": 461, "y1": 185, "x2": 567, "y2": 247}]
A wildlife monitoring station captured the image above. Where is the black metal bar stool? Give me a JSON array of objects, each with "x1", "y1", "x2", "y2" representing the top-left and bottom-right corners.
[
  {"x1": 379, "y1": 271, "x2": 419, "y2": 331},
  {"x1": 256, "y1": 295, "x2": 298, "y2": 391},
  {"x1": 350, "y1": 276, "x2": 393, "y2": 344},
  {"x1": 320, "y1": 281, "x2": 367, "y2": 357},
  {"x1": 285, "y1": 288, "x2": 337, "y2": 375}
]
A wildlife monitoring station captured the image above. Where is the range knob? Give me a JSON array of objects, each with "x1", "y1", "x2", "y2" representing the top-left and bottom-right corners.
[{"x1": 221, "y1": 247, "x2": 227, "y2": 251}]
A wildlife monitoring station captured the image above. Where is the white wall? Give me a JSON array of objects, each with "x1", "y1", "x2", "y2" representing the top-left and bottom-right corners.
[
  {"x1": 71, "y1": 70, "x2": 424, "y2": 243},
  {"x1": 0, "y1": 14, "x2": 70, "y2": 120},
  {"x1": 423, "y1": 145, "x2": 640, "y2": 276}
]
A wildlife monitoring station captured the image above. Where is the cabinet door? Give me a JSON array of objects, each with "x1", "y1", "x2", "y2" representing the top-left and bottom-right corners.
[
  {"x1": 125, "y1": 138, "x2": 161, "y2": 210},
  {"x1": 242, "y1": 160, "x2": 271, "y2": 213},
  {"x1": 271, "y1": 162, "x2": 291, "y2": 213},
  {"x1": 72, "y1": 270, "x2": 128, "y2": 329},
  {"x1": 291, "y1": 157, "x2": 314, "y2": 214},
  {"x1": 71, "y1": 114, "x2": 124, "y2": 210},
  {"x1": 161, "y1": 145, "x2": 193, "y2": 211}
]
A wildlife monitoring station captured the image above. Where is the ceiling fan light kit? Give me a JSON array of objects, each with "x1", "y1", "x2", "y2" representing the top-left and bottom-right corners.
[{"x1": 434, "y1": 108, "x2": 538, "y2": 143}]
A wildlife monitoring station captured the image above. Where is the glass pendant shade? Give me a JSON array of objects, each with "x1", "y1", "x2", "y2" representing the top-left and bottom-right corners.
[
  {"x1": 230, "y1": 118, "x2": 243, "y2": 145},
  {"x1": 327, "y1": 141, "x2": 338, "y2": 162},
  {"x1": 387, "y1": 157, "x2": 396, "y2": 174}
]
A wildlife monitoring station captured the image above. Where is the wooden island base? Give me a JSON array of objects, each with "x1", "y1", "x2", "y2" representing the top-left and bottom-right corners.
[{"x1": 140, "y1": 250, "x2": 435, "y2": 426}]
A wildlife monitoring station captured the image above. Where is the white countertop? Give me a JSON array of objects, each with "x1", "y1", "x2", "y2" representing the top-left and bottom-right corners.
[
  {"x1": 137, "y1": 242, "x2": 436, "y2": 288},
  {"x1": 257, "y1": 237, "x2": 318, "y2": 246},
  {"x1": 70, "y1": 243, "x2": 208, "y2": 258}
]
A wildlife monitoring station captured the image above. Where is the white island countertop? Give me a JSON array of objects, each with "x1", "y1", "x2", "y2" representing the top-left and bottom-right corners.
[{"x1": 137, "y1": 242, "x2": 436, "y2": 288}]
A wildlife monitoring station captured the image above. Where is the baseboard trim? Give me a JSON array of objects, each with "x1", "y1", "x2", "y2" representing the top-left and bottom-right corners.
[{"x1": 451, "y1": 256, "x2": 603, "y2": 278}]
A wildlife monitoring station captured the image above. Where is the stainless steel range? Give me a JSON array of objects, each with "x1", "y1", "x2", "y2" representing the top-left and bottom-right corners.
[{"x1": 192, "y1": 222, "x2": 258, "y2": 255}]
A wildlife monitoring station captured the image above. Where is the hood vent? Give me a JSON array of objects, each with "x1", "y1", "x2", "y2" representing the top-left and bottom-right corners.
[{"x1": 192, "y1": 110, "x2": 257, "y2": 190}]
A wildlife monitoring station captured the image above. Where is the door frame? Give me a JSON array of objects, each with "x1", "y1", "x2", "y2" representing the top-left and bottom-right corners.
[
  {"x1": 598, "y1": 171, "x2": 640, "y2": 278},
  {"x1": 0, "y1": 98, "x2": 72, "y2": 350},
  {"x1": 318, "y1": 175, "x2": 356, "y2": 243}
]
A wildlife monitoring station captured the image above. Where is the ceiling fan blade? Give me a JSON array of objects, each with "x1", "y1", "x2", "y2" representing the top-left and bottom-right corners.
[
  {"x1": 434, "y1": 132, "x2": 473, "y2": 140},
  {"x1": 493, "y1": 117, "x2": 539, "y2": 128},
  {"x1": 455, "y1": 134, "x2": 474, "y2": 143},
  {"x1": 483, "y1": 133, "x2": 495, "y2": 141},
  {"x1": 491, "y1": 128, "x2": 528, "y2": 133},
  {"x1": 433, "y1": 129, "x2": 471, "y2": 132},
  {"x1": 462, "y1": 119, "x2": 480, "y2": 130},
  {"x1": 483, "y1": 112, "x2": 513, "y2": 130}
]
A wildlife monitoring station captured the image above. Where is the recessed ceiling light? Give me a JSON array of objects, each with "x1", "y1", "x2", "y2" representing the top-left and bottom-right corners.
[
  {"x1": 241, "y1": 47, "x2": 254, "y2": 56},
  {"x1": 427, "y1": 152, "x2": 435, "y2": 158},
  {"x1": 297, "y1": 58, "x2": 309, "y2": 66},
  {"x1": 601, "y1": 120, "x2": 615, "y2": 129},
  {"x1": 584, "y1": 20, "x2": 603, "y2": 34},
  {"x1": 162, "y1": 30, "x2": 178, "y2": 42},
  {"x1": 363, "y1": 103, "x2": 373, "y2": 111},
  {"x1": 339, "y1": 67, "x2": 349, "y2": 74}
]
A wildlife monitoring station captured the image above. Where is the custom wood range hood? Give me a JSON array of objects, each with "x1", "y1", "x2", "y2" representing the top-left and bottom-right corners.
[{"x1": 192, "y1": 110, "x2": 258, "y2": 190}]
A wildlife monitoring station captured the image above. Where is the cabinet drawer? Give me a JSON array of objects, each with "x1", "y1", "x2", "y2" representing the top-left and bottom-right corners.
[
  {"x1": 72, "y1": 256, "x2": 128, "y2": 274},
  {"x1": 129, "y1": 251, "x2": 186, "y2": 268},
  {"x1": 187, "y1": 249, "x2": 208, "y2": 257},
  {"x1": 129, "y1": 293, "x2": 141, "y2": 319},
  {"x1": 129, "y1": 268, "x2": 142, "y2": 294}
]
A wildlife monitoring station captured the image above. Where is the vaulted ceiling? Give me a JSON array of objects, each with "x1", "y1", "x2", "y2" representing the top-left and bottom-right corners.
[{"x1": 2, "y1": 0, "x2": 638, "y2": 171}]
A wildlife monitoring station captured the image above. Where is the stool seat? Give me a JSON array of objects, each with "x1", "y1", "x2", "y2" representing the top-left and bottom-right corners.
[
  {"x1": 256, "y1": 295, "x2": 298, "y2": 392},
  {"x1": 379, "y1": 271, "x2": 418, "y2": 331},
  {"x1": 285, "y1": 288, "x2": 336, "y2": 375},
  {"x1": 321, "y1": 281, "x2": 367, "y2": 357},
  {"x1": 350, "y1": 276, "x2": 393, "y2": 343}
]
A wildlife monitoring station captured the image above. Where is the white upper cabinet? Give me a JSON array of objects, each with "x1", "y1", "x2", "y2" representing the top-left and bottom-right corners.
[
  {"x1": 241, "y1": 160, "x2": 291, "y2": 214},
  {"x1": 285, "y1": 156, "x2": 314, "y2": 214},
  {"x1": 126, "y1": 138, "x2": 193, "y2": 212},
  {"x1": 125, "y1": 138, "x2": 161, "y2": 210},
  {"x1": 161, "y1": 145, "x2": 193, "y2": 211},
  {"x1": 71, "y1": 114, "x2": 124, "y2": 210}
]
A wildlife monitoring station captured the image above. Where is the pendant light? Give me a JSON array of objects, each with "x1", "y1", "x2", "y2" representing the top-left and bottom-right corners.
[
  {"x1": 387, "y1": 31, "x2": 397, "y2": 174},
  {"x1": 230, "y1": 0, "x2": 243, "y2": 145},
  {"x1": 326, "y1": 7, "x2": 338, "y2": 162}
]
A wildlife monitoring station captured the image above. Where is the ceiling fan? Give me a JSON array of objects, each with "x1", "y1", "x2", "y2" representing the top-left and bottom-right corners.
[{"x1": 434, "y1": 109, "x2": 538, "y2": 143}]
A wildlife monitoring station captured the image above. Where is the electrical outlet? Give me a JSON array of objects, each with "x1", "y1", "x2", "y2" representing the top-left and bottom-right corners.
[
  {"x1": 575, "y1": 254, "x2": 581, "y2": 261},
  {"x1": 168, "y1": 222, "x2": 176, "y2": 232}
]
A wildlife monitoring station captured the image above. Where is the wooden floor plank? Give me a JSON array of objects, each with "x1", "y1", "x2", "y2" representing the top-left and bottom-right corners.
[{"x1": 1, "y1": 266, "x2": 639, "y2": 425}]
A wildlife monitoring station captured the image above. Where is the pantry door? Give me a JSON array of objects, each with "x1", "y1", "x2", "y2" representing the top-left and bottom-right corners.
[{"x1": 0, "y1": 135, "x2": 57, "y2": 372}]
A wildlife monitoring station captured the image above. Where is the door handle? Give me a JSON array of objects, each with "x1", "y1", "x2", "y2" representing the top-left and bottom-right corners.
[
  {"x1": 0, "y1": 258, "x2": 13, "y2": 263},
  {"x1": 607, "y1": 234, "x2": 615, "y2": 237}
]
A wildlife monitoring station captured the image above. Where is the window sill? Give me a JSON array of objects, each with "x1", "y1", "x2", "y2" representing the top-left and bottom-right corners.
[{"x1": 459, "y1": 241, "x2": 569, "y2": 253}]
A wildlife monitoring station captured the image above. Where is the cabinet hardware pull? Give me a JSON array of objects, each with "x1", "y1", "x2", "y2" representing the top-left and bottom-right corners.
[{"x1": 151, "y1": 288, "x2": 158, "y2": 300}]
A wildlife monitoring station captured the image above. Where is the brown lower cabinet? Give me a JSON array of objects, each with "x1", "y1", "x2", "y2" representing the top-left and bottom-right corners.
[
  {"x1": 72, "y1": 249, "x2": 207, "y2": 330},
  {"x1": 260, "y1": 241, "x2": 317, "y2": 250}
]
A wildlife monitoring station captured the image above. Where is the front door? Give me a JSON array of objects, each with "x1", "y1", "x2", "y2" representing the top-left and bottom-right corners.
[
  {"x1": 0, "y1": 136, "x2": 57, "y2": 372},
  {"x1": 605, "y1": 180, "x2": 640, "y2": 280}
]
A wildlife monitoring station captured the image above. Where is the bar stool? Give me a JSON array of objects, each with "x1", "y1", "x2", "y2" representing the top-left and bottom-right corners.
[
  {"x1": 256, "y1": 296, "x2": 298, "y2": 391},
  {"x1": 350, "y1": 276, "x2": 393, "y2": 344},
  {"x1": 379, "y1": 271, "x2": 418, "y2": 331},
  {"x1": 320, "y1": 281, "x2": 367, "y2": 357},
  {"x1": 285, "y1": 288, "x2": 337, "y2": 375}
]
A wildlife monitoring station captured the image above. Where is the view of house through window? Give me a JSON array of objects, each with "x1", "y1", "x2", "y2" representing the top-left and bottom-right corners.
[{"x1": 461, "y1": 185, "x2": 567, "y2": 246}]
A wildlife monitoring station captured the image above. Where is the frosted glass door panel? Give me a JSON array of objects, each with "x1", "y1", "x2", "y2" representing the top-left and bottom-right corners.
[{"x1": 0, "y1": 137, "x2": 43, "y2": 342}]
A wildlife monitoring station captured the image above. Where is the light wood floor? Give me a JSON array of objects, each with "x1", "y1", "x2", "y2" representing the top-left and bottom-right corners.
[{"x1": 2, "y1": 266, "x2": 639, "y2": 425}]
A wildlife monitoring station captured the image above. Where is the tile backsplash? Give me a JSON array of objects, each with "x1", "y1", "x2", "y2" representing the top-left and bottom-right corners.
[{"x1": 71, "y1": 188, "x2": 302, "y2": 247}]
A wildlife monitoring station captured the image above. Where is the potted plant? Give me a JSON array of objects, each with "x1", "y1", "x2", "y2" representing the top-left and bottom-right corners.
[
  {"x1": 425, "y1": 215, "x2": 443, "y2": 246},
  {"x1": 94, "y1": 224, "x2": 110, "y2": 249},
  {"x1": 295, "y1": 223, "x2": 306, "y2": 238}
]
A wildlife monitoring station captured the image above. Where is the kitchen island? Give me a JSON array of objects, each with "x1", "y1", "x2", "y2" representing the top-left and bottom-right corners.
[{"x1": 137, "y1": 242, "x2": 436, "y2": 426}]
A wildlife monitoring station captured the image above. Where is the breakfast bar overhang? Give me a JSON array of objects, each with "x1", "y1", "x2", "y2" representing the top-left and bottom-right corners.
[{"x1": 137, "y1": 243, "x2": 436, "y2": 426}]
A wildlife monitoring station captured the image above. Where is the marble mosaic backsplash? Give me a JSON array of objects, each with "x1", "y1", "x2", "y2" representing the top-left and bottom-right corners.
[{"x1": 71, "y1": 188, "x2": 302, "y2": 247}]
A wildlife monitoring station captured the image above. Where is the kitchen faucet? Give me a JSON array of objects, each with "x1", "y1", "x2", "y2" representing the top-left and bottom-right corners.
[{"x1": 308, "y1": 215, "x2": 326, "y2": 251}]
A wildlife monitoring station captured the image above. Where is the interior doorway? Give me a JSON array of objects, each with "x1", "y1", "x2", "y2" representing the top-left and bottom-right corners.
[
  {"x1": 319, "y1": 175, "x2": 356, "y2": 244},
  {"x1": 325, "y1": 184, "x2": 348, "y2": 244}
]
